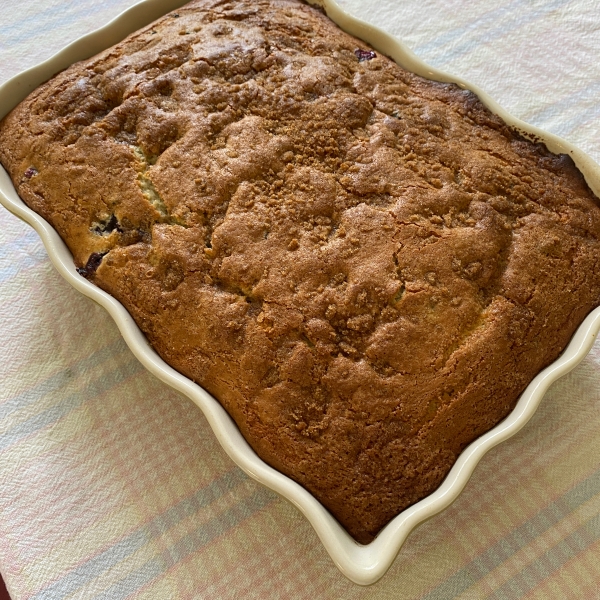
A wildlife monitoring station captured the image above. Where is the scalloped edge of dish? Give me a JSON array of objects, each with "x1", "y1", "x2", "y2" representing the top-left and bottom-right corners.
[{"x1": 1, "y1": 0, "x2": 600, "y2": 586}]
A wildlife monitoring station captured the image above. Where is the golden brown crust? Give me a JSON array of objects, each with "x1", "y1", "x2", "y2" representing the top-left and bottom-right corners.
[{"x1": 2, "y1": 0, "x2": 600, "y2": 543}]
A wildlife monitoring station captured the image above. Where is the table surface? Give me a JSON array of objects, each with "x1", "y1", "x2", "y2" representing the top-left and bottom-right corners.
[{"x1": 2, "y1": 1, "x2": 600, "y2": 599}]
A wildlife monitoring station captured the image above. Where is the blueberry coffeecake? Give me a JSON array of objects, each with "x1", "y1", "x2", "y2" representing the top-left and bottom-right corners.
[{"x1": 2, "y1": 0, "x2": 600, "y2": 542}]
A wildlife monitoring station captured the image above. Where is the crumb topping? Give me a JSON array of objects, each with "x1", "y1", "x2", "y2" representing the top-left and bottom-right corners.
[{"x1": 2, "y1": 0, "x2": 600, "y2": 542}]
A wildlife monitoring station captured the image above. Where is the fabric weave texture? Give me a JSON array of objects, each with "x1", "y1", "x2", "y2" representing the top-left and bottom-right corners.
[{"x1": 1, "y1": 0, "x2": 600, "y2": 598}]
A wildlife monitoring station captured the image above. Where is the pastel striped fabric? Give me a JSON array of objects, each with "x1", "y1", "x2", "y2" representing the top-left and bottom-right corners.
[{"x1": 1, "y1": 0, "x2": 600, "y2": 597}]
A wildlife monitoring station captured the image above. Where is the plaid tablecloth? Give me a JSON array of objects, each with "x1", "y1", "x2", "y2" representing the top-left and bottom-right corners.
[{"x1": 1, "y1": 0, "x2": 600, "y2": 598}]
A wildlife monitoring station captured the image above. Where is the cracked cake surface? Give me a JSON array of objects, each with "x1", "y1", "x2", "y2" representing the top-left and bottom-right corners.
[{"x1": 2, "y1": 0, "x2": 600, "y2": 543}]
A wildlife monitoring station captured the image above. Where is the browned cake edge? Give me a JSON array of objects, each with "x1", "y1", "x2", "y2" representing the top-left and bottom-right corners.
[{"x1": 1, "y1": 0, "x2": 600, "y2": 543}]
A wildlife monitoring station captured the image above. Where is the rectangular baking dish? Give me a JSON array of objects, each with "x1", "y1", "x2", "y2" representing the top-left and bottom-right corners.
[{"x1": 1, "y1": 0, "x2": 600, "y2": 585}]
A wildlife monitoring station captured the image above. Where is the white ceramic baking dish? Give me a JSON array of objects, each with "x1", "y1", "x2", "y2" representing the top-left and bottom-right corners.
[{"x1": 1, "y1": 0, "x2": 600, "y2": 586}]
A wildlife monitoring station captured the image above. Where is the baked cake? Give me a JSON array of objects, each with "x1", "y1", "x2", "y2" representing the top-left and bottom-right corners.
[{"x1": 2, "y1": 0, "x2": 600, "y2": 543}]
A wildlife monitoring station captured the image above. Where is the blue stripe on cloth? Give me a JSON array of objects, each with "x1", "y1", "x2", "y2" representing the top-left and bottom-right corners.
[
  {"x1": 28, "y1": 468, "x2": 264, "y2": 600},
  {"x1": 420, "y1": 467, "x2": 600, "y2": 600},
  {"x1": 0, "y1": 2, "x2": 115, "y2": 49},
  {"x1": 0, "y1": 228, "x2": 39, "y2": 253},
  {"x1": 0, "y1": 232, "x2": 48, "y2": 285},
  {"x1": 554, "y1": 102, "x2": 600, "y2": 139},
  {"x1": 0, "y1": 355, "x2": 143, "y2": 452},
  {"x1": 0, "y1": 252, "x2": 46, "y2": 284},
  {"x1": 91, "y1": 487, "x2": 275, "y2": 600},
  {"x1": 0, "y1": 338, "x2": 129, "y2": 420},
  {"x1": 486, "y1": 513, "x2": 600, "y2": 600},
  {"x1": 418, "y1": 0, "x2": 574, "y2": 64},
  {"x1": 413, "y1": 0, "x2": 531, "y2": 56},
  {"x1": 527, "y1": 81, "x2": 600, "y2": 124}
]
